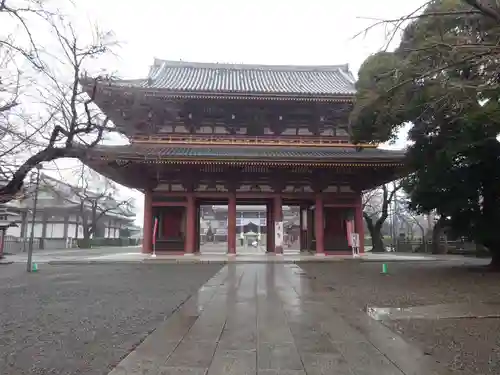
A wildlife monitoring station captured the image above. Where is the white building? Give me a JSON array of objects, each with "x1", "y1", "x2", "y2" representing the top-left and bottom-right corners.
[{"x1": 1, "y1": 174, "x2": 136, "y2": 251}]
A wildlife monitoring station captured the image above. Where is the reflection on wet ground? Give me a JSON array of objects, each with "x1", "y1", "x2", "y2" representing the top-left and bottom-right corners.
[
  {"x1": 109, "y1": 264, "x2": 451, "y2": 375},
  {"x1": 367, "y1": 302, "x2": 500, "y2": 321}
]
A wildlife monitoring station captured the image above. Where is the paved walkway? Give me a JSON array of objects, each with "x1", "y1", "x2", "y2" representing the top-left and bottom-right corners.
[{"x1": 109, "y1": 264, "x2": 449, "y2": 375}]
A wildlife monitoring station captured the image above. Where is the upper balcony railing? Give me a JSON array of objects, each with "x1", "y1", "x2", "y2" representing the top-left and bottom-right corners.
[{"x1": 131, "y1": 134, "x2": 375, "y2": 148}]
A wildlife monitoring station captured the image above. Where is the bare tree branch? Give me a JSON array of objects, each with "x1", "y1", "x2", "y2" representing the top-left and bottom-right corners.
[
  {"x1": 46, "y1": 165, "x2": 134, "y2": 242},
  {"x1": 463, "y1": 0, "x2": 500, "y2": 22},
  {"x1": 0, "y1": 7, "x2": 118, "y2": 203}
]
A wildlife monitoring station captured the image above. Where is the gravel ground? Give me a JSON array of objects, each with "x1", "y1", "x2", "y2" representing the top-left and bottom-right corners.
[
  {"x1": 300, "y1": 259, "x2": 500, "y2": 375},
  {"x1": 0, "y1": 263, "x2": 222, "y2": 375}
]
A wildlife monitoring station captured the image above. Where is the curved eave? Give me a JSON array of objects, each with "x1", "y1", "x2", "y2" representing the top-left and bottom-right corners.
[
  {"x1": 82, "y1": 80, "x2": 355, "y2": 103},
  {"x1": 81, "y1": 156, "x2": 406, "y2": 191},
  {"x1": 84, "y1": 153, "x2": 404, "y2": 167}
]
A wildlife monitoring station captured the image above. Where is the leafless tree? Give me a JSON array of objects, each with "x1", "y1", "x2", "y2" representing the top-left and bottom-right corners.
[
  {"x1": 397, "y1": 206, "x2": 426, "y2": 239},
  {"x1": 0, "y1": 1, "x2": 47, "y2": 182},
  {"x1": 355, "y1": 1, "x2": 500, "y2": 49},
  {"x1": 0, "y1": 1, "x2": 118, "y2": 203},
  {"x1": 46, "y1": 165, "x2": 134, "y2": 247},
  {"x1": 390, "y1": 199, "x2": 448, "y2": 253},
  {"x1": 362, "y1": 181, "x2": 403, "y2": 252}
]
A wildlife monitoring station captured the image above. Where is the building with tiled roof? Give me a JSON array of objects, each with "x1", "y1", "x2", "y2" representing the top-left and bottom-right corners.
[
  {"x1": 112, "y1": 59, "x2": 356, "y2": 97},
  {"x1": 81, "y1": 59, "x2": 405, "y2": 255},
  {"x1": 1, "y1": 174, "x2": 136, "y2": 254}
]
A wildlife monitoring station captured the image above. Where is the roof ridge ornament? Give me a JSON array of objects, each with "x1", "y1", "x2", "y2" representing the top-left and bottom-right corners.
[{"x1": 150, "y1": 58, "x2": 354, "y2": 73}]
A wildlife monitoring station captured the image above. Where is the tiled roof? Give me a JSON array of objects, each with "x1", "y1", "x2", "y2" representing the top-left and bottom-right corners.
[
  {"x1": 114, "y1": 59, "x2": 356, "y2": 97},
  {"x1": 90, "y1": 145, "x2": 404, "y2": 162}
]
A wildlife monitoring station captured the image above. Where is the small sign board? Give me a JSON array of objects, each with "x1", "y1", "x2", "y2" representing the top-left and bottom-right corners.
[
  {"x1": 350, "y1": 233, "x2": 360, "y2": 249},
  {"x1": 152, "y1": 217, "x2": 159, "y2": 245},
  {"x1": 275, "y1": 221, "x2": 284, "y2": 247}
]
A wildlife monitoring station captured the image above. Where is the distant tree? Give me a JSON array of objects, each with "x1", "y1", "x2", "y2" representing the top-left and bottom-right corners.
[
  {"x1": 351, "y1": 0, "x2": 500, "y2": 267},
  {"x1": 47, "y1": 166, "x2": 134, "y2": 248},
  {"x1": 0, "y1": 1, "x2": 117, "y2": 203},
  {"x1": 363, "y1": 182, "x2": 402, "y2": 252}
]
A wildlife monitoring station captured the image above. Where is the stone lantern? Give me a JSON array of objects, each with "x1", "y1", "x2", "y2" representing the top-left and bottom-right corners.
[{"x1": 0, "y1": 206, "x2": 20, "y2": 259}]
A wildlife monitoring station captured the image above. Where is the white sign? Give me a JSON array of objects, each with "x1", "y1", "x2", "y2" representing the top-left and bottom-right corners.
[
  {"x1": 350, "y1": 233, "x2": 360, "y2": 248},
  {"x1": 275, "y1": 221, "x2": 284, "y2": 247}
]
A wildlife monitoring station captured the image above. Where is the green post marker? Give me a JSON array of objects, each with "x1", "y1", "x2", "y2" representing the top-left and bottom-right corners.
[
  {"x1": 382, "y1": 263, "x2": 387, "y2": 274},
  {"x1": 32, "y1": 263, "x2": 38, "y2": 272}
]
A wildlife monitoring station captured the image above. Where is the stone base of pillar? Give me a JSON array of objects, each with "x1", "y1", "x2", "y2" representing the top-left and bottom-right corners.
[{"x1": 314, "y1": 252, "x2": 326, "y2": 257}]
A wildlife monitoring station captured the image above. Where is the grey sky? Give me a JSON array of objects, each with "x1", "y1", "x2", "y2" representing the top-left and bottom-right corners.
[
  {"x1": 53, "y1": 0, "x2": 424, "y2": 223},
  {"x1": 80, "y1": 0, "x2": 422, "y2": 77}
]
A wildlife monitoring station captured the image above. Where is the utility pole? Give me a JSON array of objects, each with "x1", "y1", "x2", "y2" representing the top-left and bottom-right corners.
[{"x1": 27, "y1": 165, "x2": 42, "y2": 272}]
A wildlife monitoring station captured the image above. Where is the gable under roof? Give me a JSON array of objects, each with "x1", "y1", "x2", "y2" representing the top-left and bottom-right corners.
[{"x1": 113, "y1": 59, "x2": 356, "y2": 97}]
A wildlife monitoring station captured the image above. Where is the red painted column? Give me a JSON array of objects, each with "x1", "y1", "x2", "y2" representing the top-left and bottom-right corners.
[
  {"x1": 299, "y1": 207, "x2": 304, "y2": 251},
  {"x1": 142, "y1": 190, "x2": 153, "y2": 254},
  {"x1": 267, "y1": 201, "x2": 274, "y2": 253},
  {"x1": 273, "y1": 195, "x2": 283, "y2": 254},
  {"x1": 315, "y1": 193, "x2": 325, "y2": 255},
  {"x1": 227, "y1": 193, "x2": 237, "y2": 254},
  {"x1": 307, "y1": 207, "x2": 313, "y2": 251},
  {"x1": 184, "y1": 194, "x2": 196, "y2": 254},
  {"x1": 355, "y1": 194, "x2": 365, "y2": 254}
]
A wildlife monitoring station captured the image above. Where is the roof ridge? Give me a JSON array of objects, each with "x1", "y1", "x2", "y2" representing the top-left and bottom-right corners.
[{"x1": 152, "y1": 58, "x2": 351, "y2": 73}]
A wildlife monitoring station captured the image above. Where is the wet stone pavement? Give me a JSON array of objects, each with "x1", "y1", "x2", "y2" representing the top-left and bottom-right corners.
[{"x1": 109, "y1": 264, "x2": 438, "y2": 375}]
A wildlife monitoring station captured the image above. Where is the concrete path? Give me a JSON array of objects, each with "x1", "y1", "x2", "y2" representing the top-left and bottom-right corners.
[
  {"x1": 109, "y1": 264, "x2": 449, "y2": 375},
  {"x1": 3, "y1": 246, "x2": 142, "y2": 263},
  {"x1": 3, "y1": 246, "x2": 468, "y2": 265}
]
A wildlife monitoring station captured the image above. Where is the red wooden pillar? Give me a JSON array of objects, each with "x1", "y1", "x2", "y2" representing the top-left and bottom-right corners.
[
  {"x1": 227, "y1": 193, "x2": 237, "y2": 254},
  {"x1": 184, "y1": 194, "x2": 196, "y2": 254},
  {"x1": 315, "y1": 193, "x2": 325, "y2": 255},
  {"x1": 355, "y1": 194, "x2": 365, "y2": 254},
  {"x1": 266, "y1": 201, "x2": 274, "y2": 253},
  {"x1": 142, "y1": 190, "x2": 153, "y2": 254},
  {"x1": 273, "y1": 195, "x2": 283, "y2": 254},
  {"x1": 307, "y1": 207, "x2": 313, "y2": 251},
  {"x1": 299, "y1": 207, "x2": 304, "y2": 251}
]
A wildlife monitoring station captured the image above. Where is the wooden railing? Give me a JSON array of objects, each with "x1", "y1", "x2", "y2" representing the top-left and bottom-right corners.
[{"x1": 131, "y1": 134, "x2": 377, "y2": 148}]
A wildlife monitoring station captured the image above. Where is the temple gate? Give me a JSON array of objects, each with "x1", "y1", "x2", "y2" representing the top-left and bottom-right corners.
[{"x1": 81, "y1": 60, "x2": 404, "y2": 255}]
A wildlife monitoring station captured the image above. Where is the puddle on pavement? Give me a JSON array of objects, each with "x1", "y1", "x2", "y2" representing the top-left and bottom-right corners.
[
  {"x1": 366, "y1": 306, "x2": 409, "y2": 321},
  {"x1": 366, "y1": 302, "x2": 500, "y2": 321},
  {"x1": 56, "y1": 280, "x2": 81, "y2": 286}
]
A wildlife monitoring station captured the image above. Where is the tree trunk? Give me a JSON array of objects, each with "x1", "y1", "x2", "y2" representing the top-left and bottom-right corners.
[
  {"x1": 483, "y1": 239, "x2": 500, "y2": 270},
  {"x1": 490, "y1": 250, "x2": 500, "y2": 270},
  {"x1": 431, "y1": 219, "x2": 447, "y2": 254},
  {"x1": 79, "y1": 238, "x2": 91, "y2": 248},
  {"x1": 364, "y1": 214, "x2": 385, "y2": 252},
  {"x1": 371, "y1": 230, "x2": 385, "y2": 253},
  {"x1": 80, "y1": 219, "x2": 92, "y2": 249}
]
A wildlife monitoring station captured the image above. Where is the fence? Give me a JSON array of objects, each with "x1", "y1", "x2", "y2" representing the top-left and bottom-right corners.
[
  {"x1": 3, "y1": 236, "x2": 141, "y2": 254},
  {"x1": 392, "y1": 238, "x2": 485, "y2": 255},
  {"x1": 78, "y1": 237, "x2": 141, "y2": 248},
  {"x1": 3, "y1": 236, "x2": 75, "y2": 254}
]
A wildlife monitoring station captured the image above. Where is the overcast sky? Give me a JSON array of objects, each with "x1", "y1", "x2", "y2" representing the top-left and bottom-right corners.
[
  {"x1": 52, "y1": 0, "x2": 424, "y2": 224},
  {"x1": 78, "y1": 0, "x2": 423, "y2": 77}
]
